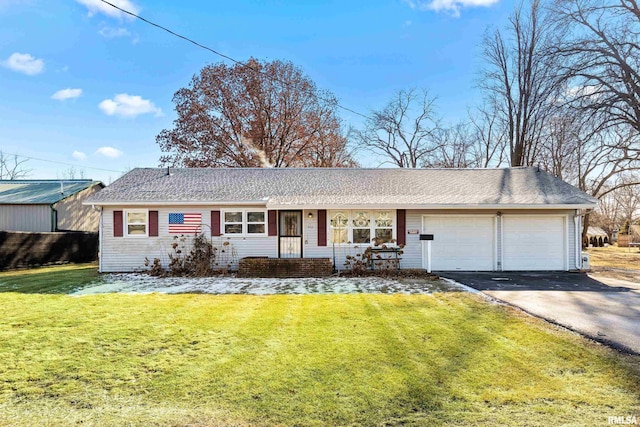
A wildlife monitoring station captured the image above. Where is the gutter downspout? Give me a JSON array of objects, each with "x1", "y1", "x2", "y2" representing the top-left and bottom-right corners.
[{"x1": 574, "y1": 209, "x2": 581, "y2": 270}]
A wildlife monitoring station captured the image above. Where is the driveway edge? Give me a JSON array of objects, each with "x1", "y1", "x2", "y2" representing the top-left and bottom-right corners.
[{"x1": 446, "y1": 278, "x2": 640, "y2": 356}]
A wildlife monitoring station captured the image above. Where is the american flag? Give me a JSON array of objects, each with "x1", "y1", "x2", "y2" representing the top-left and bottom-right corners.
[{"x1": 168, "y1": 213, "x2": 202, "y2": 234}]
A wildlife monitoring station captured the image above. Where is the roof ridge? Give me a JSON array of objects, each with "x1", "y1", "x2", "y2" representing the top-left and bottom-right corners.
[
  {"x1": 136, "y1": 166, "x2": 536, "y2": 172},
  {"x1": 0, "y1": 179, "x2": 97, "y2": 183}
]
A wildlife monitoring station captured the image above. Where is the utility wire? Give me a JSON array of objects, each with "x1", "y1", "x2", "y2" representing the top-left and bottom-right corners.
[
  {"x1": 1, "y1": 151, "x2": 125, "y2": 174},
  {"x1": 98, "y1": 0, "x2": 370, "y2": 120}
]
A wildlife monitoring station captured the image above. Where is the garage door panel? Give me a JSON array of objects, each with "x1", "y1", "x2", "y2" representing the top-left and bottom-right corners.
[
  {"x1": 423, "y1": 216, "x2": 494, "y2": 271},
  {"x1": 502, "y1": 216, "x2": 565, "y2": 271}
]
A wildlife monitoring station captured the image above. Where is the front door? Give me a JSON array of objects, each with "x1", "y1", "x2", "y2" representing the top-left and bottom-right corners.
[{"x1": 279, "y1": 210, "x2": 302, "y2": 258}]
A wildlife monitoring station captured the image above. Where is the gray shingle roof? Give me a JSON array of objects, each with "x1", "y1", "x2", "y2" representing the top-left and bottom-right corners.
[
  {"x1": 0, "y1": 180, "x2": 103, "y2": 204},
  {"x1": 87, "y1": 167, "x2": 597, "y2": 208}
]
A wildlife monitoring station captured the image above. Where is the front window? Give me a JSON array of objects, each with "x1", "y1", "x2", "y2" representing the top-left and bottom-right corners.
[
  {"x1": 224, "y1": 211, "x2": 243, "y2": 234},
  {"x1": 375, "y1": 211, "x2": 393, "y2": 244},
  {"x1": 329, "y1": 210, "x2": 395, "y2": 245},
  {"x1": 247, "y1": 211, "x2": 266, "y2": 234},
  {"x1": 352, "y1": 211, "x2": 371, "y2": 244},
  {"x1": 330, "y1": 211, "x2": 349, "y2": 244},
  {"x1": 125, "y1": 210, "x2": 147, "y2": 237},
  {"x1": 223, "y1": 210, "x2": 267, "y2": 235}
]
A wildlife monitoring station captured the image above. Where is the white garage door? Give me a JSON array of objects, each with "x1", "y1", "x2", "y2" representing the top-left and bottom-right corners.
[
  {"x1": 422, "y1": 216, "x2": 495, "y2": 271},
  {"x1": 502, "y1": 216, "x2": 566, "y2": 270}
]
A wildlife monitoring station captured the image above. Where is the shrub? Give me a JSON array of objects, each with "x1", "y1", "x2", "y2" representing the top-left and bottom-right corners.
[
  {"x1": 344, "y1": 238, "x2": 405, "y2": 274},
  {"x1": 143, "y1": 234, "x2": 236, "y2": 277}
]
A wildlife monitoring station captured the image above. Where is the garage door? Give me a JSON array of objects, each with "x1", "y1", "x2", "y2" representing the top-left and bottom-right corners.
[
  {"x1": 422, "y1": 216, "x2": 495, "y2": 271},
  {"x1": 502, "y1": 216, "x2": 565, "y2": 270}
]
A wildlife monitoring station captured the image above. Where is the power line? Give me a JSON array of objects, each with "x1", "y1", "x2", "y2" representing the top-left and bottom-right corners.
[
  {"x1": 1, "y1": 151, "x2": 125, "y2": 174},
  {"x1": 98, "y1": 0, "x2": 370, "y2": 120}
]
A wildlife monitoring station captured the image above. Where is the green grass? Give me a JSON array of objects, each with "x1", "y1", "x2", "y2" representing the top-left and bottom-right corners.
[
  {"x1": 1, "y1": 290, "x2": 639, "y2": 426},
  {"x1": 0, "y1": 263, "x2": 100, "y2": 294}
]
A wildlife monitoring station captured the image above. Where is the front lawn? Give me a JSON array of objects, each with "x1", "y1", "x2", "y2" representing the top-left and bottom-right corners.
[
  {"x1": 0, "y1": 263, "x2": 99, "y2": 294},
  {"x1": 1, "y1": 290, "x2": 638, "y2": 425},
  {"x1": 588, "y1": 245, "x2": 640, "y2": 270}
]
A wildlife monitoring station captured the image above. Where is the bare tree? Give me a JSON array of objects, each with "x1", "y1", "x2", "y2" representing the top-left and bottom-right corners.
[
  {"x1": 589, "y1": 189, "x2": 621, "y2": 241},
  {"x1": 590, "y1": 175, "x2": 640, "y2": 241},
  {"x1": 58, "y1": 166, "x2": 87, "y2": 180},
  {"x1": 537, "y1": 112, "x2": 580, "y2": 182},
  {"x1": 424, "y1": 122, "x2": 476, "y2": 168},
  {"x1": 157, "y1": 58, "x2": 356, "y2": 168},
  {"x1": 613, "y1": 173, "x2": 640, "y2": 225},
  {"x1": 480, "y1": 0, "x2": 565, "y2": 166},
  {"x1": 0, "y1": 151, "x2": 30, "y2": 180},
  {"x1": 561, "y1": 120, "x2": 640, "y2": 242},
  {"x1": 468, "y1": 101, "x2": 509, "y2": 167},
  {"x1": 353, "y1": 88, "x2": 441, "y2": 168},
  {"x1": 553, "y1": 0, "x2": 640, "y2": 133}
]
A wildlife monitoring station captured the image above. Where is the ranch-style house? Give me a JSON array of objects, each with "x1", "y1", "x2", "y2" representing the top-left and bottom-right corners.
[{"x1": 85, "y1": 167, "x2": 598, "y2": 273}]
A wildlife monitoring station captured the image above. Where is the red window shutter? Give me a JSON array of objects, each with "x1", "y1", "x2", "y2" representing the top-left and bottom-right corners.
[
  {"x1": 149, "y1": 210, "x2": 159, "y2": 237},
  {"x1": 113, "y1": 210, "x2": 123, "y2": 237},
  {"x1": 211, "y1": 210, "x2": 221, "y2": 236},
  {"x1": 318, "y1": 209, "x2": 327, "y2": 247},
  {"x1": 268, "y1": 210, "x2": 277, "y2": 236},
  {"x1": 397, "y1": 209, "x2": 406, "y2": 246}
]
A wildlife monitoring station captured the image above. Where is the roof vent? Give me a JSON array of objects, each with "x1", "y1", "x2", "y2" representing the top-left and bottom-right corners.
[
  {"x1": 166, "y1": 166, "x2": 173, "y2": 176},
  {"x1": 60, "y1": 181, "x2": 64, "y2": 194}
]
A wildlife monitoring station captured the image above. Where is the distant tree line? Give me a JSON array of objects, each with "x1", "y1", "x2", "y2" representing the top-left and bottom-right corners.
[{"x1": 157, "y1": 0, "x2": 640, "y2": 241}]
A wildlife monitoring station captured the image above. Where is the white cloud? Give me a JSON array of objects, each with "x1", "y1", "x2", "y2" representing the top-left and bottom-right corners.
[
  {"x1": 98, "y1": 26, "x2": 130, "y2": 38},
  {"x1": 52, "y1": 88, "x2": 83, "y2": 101},
  {"x1": 1, "y1": 52, "x2": 44, "y2": 75},
  {"x1": 72, "y1": 150, "x2": 87, "y2": 161},
  {"x1": 566, "y1": 85, "x2": 600, "y2": 99},
  {"x1": 75, "y1": 0, "x2": 139, "y2": 19},
  {"x1": 95, "y1": 146, "x2": 123, "y2": 159},
  {"x1": 403, "y1": 0, "x2": 498, "y2": 16},
  {"x1": 99, "y1": 93, "x2": 162, "y2": 118}
]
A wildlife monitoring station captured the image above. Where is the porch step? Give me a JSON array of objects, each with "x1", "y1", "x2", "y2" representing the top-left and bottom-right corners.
[{"x1": 237, "y1": 257, "x2": 332, "y2": 278}]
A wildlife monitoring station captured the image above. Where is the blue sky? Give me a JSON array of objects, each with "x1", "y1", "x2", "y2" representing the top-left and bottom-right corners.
[{"x1": 0, "y1": 0, "x2": 513, "y2": 183}]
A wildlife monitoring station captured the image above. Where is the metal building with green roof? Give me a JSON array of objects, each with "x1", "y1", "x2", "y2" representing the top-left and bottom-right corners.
[{"x1": 0, "y1": 180, "x2": 104, "y2": 232}]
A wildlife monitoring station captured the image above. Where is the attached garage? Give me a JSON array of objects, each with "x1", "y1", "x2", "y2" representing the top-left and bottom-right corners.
[
  {"x1": 422, "y1": 215, "x2": 495, "y2": 271},
  {"x1": 502, "y1": 215, "x2": 566, "y2": 271}
]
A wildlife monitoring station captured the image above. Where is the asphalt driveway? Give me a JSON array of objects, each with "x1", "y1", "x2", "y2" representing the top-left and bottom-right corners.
[{"x1": 442, "y1": 271, "x2": 640, "y2": 354}]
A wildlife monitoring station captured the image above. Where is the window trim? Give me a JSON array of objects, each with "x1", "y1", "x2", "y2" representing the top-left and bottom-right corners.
[
  {"x1": 328, "y1": 210, "x2": 397, "y2": 246},
  {"x1": 222, "y1": 209, "x2": 268, "y2": 237},
  {"x1": 124, "y1": 209, "x2": 148, "y2": 238},
  {"x1": 223, "y1": 210, "x2": 244, "y2": 235},
  {"x1": 246, "y1": 210, "x2": 267, "y2": 235}
]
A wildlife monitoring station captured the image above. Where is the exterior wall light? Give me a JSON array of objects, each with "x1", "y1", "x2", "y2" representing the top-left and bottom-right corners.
[{"x1": 308, "y1": 212, "x2": 314, "y2": 219}]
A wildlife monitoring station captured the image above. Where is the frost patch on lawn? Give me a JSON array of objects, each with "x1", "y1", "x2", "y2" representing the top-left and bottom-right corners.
[{"x1": 72, "y1": 274, "x2": 462, "y2": 295}]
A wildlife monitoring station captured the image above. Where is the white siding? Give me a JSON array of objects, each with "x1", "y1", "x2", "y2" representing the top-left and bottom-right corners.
[
  {"x1": 302, "y1": 209, "x2": 340, "y2": 266},
  {"x1": 569, "y1": 213, "x2": 577, "y2": 270},
  {"x1": 100, "y1": 207, "x2": 579, "y2": 272},
  {"x1": 0, "y1": 205, "x2": 52, "y2": 232},
  {"x1": 101, "y1": 206, "x2": 277, "y2": 272},
  {"x1": 403, "y1": 211, "x2": 424, "y2": 269}
]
